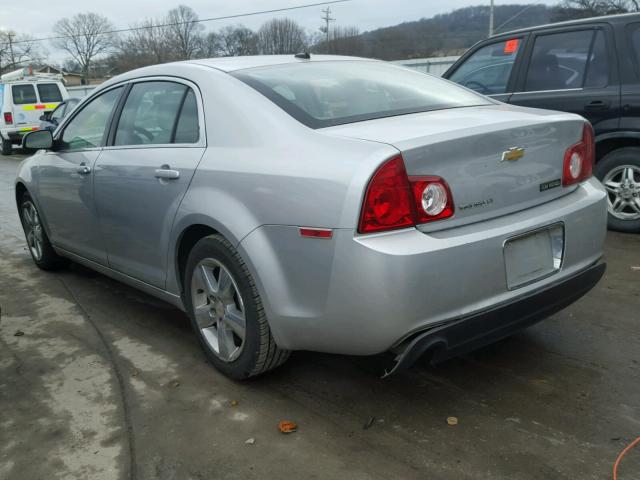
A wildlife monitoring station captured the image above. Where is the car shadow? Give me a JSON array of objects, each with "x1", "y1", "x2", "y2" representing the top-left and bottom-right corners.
[{"x1": 63, "y1": 259, "x2": 560, "y2": 393}]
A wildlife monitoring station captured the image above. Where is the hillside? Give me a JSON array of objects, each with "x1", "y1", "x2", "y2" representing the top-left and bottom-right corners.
[{"x1": 348, "y1": 4, "x2": 555, "y2": 60}]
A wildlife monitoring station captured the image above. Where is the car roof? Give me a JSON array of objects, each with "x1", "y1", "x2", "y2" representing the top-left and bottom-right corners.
[
  {"x1": 496, "y1": 11, "x2": 640, "y2": 37},
  {"x1": 186, "y1": 54, "x2": 377, "y2": 72}
]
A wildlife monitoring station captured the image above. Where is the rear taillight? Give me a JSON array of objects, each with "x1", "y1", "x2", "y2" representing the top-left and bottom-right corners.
[
  {"x1": 359, "y1": 155, "x2": 415, "y2": 233},
  {"x1": 3, "y1": 112, "x2": 12, "y2": 125},
  {"x1": 358, "y1": 155, "x2": 454, "y2": 234},
  {"x1": 409, "y1": 176, "x2": 455, "y2": 223},
  {"x1": 562, "y1": 123, "x2": 594, "y2": 186}
]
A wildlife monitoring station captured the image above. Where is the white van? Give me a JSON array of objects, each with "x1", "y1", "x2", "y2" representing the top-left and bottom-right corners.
[{"x1": 1, "y1": 67, "x2": 69, "y2": 155}]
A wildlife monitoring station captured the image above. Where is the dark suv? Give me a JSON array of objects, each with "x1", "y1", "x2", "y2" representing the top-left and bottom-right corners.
[{"x1": 443, "y1": 13, "x2": 640, "y2": 233}]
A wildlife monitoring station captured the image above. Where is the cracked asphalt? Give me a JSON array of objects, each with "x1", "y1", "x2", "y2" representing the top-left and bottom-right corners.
[{"x1": 1, "y1": 152, "x2": 639, "y2": 480}]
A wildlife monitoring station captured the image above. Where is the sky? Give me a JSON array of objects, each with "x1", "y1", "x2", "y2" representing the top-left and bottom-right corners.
[{"x1": 0, "y1": 0, "x2": 560, "y2": 62}]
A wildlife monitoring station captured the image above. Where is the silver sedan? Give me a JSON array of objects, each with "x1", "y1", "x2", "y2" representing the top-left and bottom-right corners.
[{"x1": 15, "y1": 55, "x2": 607, "y2": 379}]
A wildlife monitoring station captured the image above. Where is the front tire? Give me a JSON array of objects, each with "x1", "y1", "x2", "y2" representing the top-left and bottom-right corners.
[
  {"x1": 18, "y1": 193, "x2": 68, "y2": 270},
  {"x1": 184, "y1": 234, "x2": 289, "y2": 380},
  {"x1": 1, "y1": 138, "x2": 12, "y2": 156},
  {"x1": 595, "y1": 147, "x2": 640, "y2": 233}
]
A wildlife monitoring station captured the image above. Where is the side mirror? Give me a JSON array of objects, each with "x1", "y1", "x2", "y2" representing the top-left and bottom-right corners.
[{"x1": 22, "y1": 130, "x2": 53, "y2": 150}]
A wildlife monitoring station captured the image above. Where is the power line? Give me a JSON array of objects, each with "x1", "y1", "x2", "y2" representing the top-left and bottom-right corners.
[
  {"x1": 0, "y1": 0, "x2": 352, "y2": 48},
  {"x1": 494, "y1": 3, "x2": 536, "y2": 33}
]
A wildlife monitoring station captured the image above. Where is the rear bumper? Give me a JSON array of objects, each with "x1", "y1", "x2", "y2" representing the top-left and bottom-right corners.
[
  {"x1": 384, "y1": 261, "x2": 606, "y2": 376},
  {"x1": 239, "y1": 178, "x2": 607, "y2": 355}
]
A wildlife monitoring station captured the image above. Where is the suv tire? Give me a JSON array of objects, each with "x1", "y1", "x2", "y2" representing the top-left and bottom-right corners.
[
  {"x1": 595, "y1": 147, "x2": 640, "y2": 233},
  {"x1": 1, "y1": 138, "x2": 12, "y2": 156}
]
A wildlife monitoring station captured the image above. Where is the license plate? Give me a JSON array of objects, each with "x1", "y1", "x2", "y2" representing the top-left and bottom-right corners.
[{"x1": 504, "y1": 224, "x2": 564, "y2": 290}]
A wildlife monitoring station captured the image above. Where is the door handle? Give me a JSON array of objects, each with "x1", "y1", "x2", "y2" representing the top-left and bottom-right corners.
[
  {"x1": 154, "y1": 167, "x2": 180, "y2": 180},
  {"x1": 77, "y1": 163, "x2": 91, "y2": 174},
  {"x1": 584, "y1": 100, "x2": 610, "y2": 111}
]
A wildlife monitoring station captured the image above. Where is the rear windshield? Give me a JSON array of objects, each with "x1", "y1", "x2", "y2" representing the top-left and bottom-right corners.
[
  {"x1": 232, "y1": 61, "x2": 492, "y2": 128},
  {"x1": 12, "y1": 84, "x2": 37, "y2": 104},
  {"x1": 37, "y1": 83, "x2": 63, "y2": 102}
]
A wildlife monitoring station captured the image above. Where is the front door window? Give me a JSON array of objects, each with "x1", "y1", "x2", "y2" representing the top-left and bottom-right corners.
[{"x1": 448, "y1": 39, "x2": 522, "y2": 95}]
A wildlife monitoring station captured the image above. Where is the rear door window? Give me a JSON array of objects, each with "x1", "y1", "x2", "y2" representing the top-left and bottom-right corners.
[
  {"x1": 114, "y1": 81, "x2": 189, "y2": 146},
  {"x1": 448, "y1": 39, "x2": 522, "y2": 95},
  {"x1": 37, "y1": 83, "x2": 63, "y2": 102},
  {"x1": 12, "y1": 85, "x2": 37, "y2": 104},
  {"x1": 524, "y1": 30, "x2": 598, "y2": 91}
]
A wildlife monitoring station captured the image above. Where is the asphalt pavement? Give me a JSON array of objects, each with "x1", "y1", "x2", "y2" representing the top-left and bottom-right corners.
[{"x1": 1, "y1": 152, "x2": 639, "y2": 480}]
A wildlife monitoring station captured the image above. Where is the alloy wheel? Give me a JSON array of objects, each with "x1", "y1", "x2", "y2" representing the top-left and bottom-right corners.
[
  {"x1": 190, "y1": 258, "x2": 246, "y2": 362},
  {"x1": 602, "y1": 165, "x2": 640, "y2": 220},
  {"x1": 22, "y1": 201, "x2": 44, "y2": 261}
]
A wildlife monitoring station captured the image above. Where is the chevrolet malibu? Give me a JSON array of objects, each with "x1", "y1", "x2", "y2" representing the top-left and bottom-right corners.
[{"x1": 15, "y1": 55, "x2": 607, "y2": 379}]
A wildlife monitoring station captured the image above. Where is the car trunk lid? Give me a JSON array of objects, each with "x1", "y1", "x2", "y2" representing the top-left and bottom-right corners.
[{"x1": 320, "y1": 104, "x2": 585, "y2": 230}]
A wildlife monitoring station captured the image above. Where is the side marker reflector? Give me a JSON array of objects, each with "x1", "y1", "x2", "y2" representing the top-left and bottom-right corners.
[{"x1": 299, "y1": 227, "x2": 333, "y2": 239}]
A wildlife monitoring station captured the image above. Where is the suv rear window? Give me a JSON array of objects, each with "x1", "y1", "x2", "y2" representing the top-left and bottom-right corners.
[
  {"x1": 12, "y1": 85, "x2": 37, "y2": 104},
  {"x1": 233, "y1": 61, "x2": 491, "y2": 128},
  {"x1": 37, "y1": 83, "x2": 63, "y2": 102}
]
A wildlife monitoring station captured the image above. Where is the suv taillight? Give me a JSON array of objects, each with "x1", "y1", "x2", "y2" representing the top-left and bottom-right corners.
[
  {"x1": 562, "y1": 123, "x2": 594, "y2": 186},
  {"x1": 3, "y1": 112, "x2": 12, "y2": 125},
  {"x1": 358, "y1": 155, "x2": 454, "y2": 234}
]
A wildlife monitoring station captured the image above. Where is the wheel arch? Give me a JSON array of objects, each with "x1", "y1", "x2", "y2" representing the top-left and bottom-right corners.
[
  {"x1": 595, "y1": 132, "x2": 640, "y2": 162},
  {"x1": 15, "y1": 181, "x2": 27, "y2": 206},
  {"x1": 174, "y1": 223, "x2": 219, "y2": 297}
]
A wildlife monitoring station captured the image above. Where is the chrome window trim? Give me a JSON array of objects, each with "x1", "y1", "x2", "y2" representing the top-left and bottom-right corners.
[{"x1": 511, "y1": 88, "x2": 584, "y2": 95}]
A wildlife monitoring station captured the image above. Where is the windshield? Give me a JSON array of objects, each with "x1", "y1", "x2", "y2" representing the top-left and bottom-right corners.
[{"x1": 232, "y1": 61, "x2": 493, "y2": 128}]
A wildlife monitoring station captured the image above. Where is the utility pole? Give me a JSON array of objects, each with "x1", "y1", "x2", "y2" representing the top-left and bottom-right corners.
[
  {"x1": 321, "y1": 7, "x2": 335, "y2": 52},
  {"x1": 489, "y1": 0, "x2": 495, "y2": 37}
]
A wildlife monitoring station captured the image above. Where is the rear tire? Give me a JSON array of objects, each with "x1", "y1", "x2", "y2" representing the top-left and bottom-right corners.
[
  {"x1": 184, "y1": 234, "x2": 289, "y2": 380},
  {"x1": 18, "y1": 193, "x2": 68, "y2": 270},
  {"x1": 1, "y1": 138, "x2": 12, "y2": 156},
  {"x1": 594, "y1": 147, "x2": 640, "y2": 233}
]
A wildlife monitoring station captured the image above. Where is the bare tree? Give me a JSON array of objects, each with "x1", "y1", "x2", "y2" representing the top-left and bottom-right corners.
[
  {"x1": 117, "y1": 18, "x2": 174, "y2": 70},
  {"x1": 131, "y1": 19, "x2": 174, "y2": 64},
  {"x1": 207, "y1": 25, "x2": 258, "y2": 57},
  {"x1": 257, "y1": 18, "x2": 308, "y2": 55},
  {"x1": 553, "y1": 0, "x2": 639, "y2": 20},
  {"x1": 322, "y1": 26, "x2": 363, "y2": 56},
  {"x1": 166, "y1": 5, "x2": 204, "y2": 60},
  {"x1": 53, "y1": 13, "x2": 116, "y2": 82},
  {"x1": 200, "y1": 31, "x2": 222, "y2": 58},
  {"x1": 0, "y1": 30, "x2": 45, "y2": 73}
]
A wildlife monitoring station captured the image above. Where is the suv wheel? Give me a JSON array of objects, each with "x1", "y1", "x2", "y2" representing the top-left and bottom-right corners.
[
  {"x1": 19, "y1": 193, "x2": 68, "y2": 270},
  {"x1": 595, "y1": 147, "x2": 640, "y2": 233},
  {"x1": 184, "y1": 234, "x2": 289, "y2": 379},
  {"x1": 1, "y1": 138, "x2": 12, "y2": 156}
]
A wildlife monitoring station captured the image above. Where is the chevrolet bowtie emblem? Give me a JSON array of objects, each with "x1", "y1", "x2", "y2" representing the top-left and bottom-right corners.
[{"x1": 501, "y1": 147, "x2": 525, "y2": 162}]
